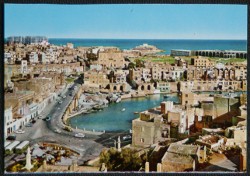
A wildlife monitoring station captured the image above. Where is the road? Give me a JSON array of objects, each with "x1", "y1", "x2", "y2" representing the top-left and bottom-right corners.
[
  {"x1": 6, "y1": 83, "x2": 103, "y2": 166},
  {"x1": 5, "y1": 81, "x2": 132, "y2": 167}
]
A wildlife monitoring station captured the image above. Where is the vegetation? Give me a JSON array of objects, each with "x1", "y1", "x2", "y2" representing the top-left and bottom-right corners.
[
  {"x1": 130, "y1": 56, "x2": 193, "y2": 65},
  {"x1": 65, "y1": 77, "x2": 75, "y2": 83},
  {"x1": 99, "y1": 147, "x2": 147, "y2": 171},
  {"x1": 208, "y1": 57, "x2": 246, "y2": 64}
]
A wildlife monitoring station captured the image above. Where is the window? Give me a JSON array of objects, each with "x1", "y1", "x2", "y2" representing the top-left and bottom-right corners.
[
  {"x1": 141, "y1": 127, "x2": 144, "y2": 132},
  {"x1": 140, "y1": 138, "x2": 144, "y2": 143}
]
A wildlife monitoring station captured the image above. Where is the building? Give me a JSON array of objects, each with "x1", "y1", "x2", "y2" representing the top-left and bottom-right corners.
[
  {"x1": 7, "y1": 36, "x2": 48, "y2": 44},
  {"x1": 196, "y1": 135, "x2": 225, "y2": 150},
  {"x1": 171, "y1": 49, "x2": 191, "y2": 56},
  {"x1": 161, "y1": 144, "x2": 200, "y2": 172},
  {"x1": 191, "y1": 56, "x2": 215, "y2": 68},
  {"x1": 132, "y1": 107, "x2": 169, "y2": 147},
  {"x1": 97, "y1": 48, "x2": 126, "y2": 68},
  {"x1": 193, "y1": 50, "x2": 247, "y2": 59}
]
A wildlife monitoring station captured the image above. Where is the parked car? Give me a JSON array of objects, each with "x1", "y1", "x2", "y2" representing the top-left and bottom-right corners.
[
  {"x1": 62, "y1": 95, "x2": 66, "y2": 98},
  {"x1": 6, "y1": 135, "x2": 16, "y2": 140},
  {"x1": 43, "y1": 116, "x2": 51, "y2": 121},
  {"x1": 58, "y1": 101, "x2": 63, "y2": 104},
  {"x1": 25, "y1": 123, "x2": 32, "y2": 127},
  {"x1": 75, "y1": 133, "x2": 85, "y2": 138},
  {"x1": 30, "y1": 119, "x2": 36, "y2": 124},
  {"x1": 15, "y1": 130, "x2": 25, "y2": 134},
  {"x1": 123, "y1": 135, "x2": 132, "y2": 141},
  {"x1": 54, "y1": 129, "x2": 61, "y2": 134}
]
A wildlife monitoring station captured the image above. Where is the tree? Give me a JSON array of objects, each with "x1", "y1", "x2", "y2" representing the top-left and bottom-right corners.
[{"x1": 99, "y1": 148, "x2": 144, "y2": 171}]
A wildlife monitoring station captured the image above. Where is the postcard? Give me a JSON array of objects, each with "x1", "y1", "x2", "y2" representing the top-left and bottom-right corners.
[{"x1": 3, "y1": 3, "x2": 247, "y2": 173}]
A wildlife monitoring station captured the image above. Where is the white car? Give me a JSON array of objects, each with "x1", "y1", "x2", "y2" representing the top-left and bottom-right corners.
[
  {"x1": 54, "y1": 129, "x2": 61, "y2": 134},
  {"x1": 123, "y1": 135, "x2": 132, "y2": 141},
  {"x1": 15, "y1": 130, "x2": 25, "y2": 134},
  {"x1": 75, "y1": 133, "x2": 85, "y2": 138}
]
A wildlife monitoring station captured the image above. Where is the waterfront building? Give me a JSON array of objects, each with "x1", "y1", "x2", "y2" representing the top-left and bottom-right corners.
[
  {"x1": 132, "y1": 43, "x2": 162, "y2": 56},
  {"x1": 132, "y1": 106, "x2": 169, "y2": 147},
  {"x1": 171, "y1": 49, "x2": 191, "y2": 56},
  {"x1": 156, "y1": 82, "x2": 170, "y2": 93},
  {"x1": 193, "y1": 49, "x2": 247, "y2": 59}
]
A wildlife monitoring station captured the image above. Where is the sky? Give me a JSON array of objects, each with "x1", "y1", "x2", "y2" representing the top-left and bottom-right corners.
[{"x1": 4, "y1": 4, "x2": 247, "y2": 39}]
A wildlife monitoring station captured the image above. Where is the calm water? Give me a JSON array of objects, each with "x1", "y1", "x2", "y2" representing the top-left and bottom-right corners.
[
  {"x1": 49, "y1": 39, "x2": 247, "y2": 54},
  {"x1": 69, "y1": 94, "x2": 179, "y2": 132}
]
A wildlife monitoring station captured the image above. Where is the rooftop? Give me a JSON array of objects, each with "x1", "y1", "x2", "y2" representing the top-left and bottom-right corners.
[
  {"x1": 167, "y1": 144, "x2": 199, "y2": 156},
  {"x1": 162, "y1": 151, "x2": 194, "y2": 164}
]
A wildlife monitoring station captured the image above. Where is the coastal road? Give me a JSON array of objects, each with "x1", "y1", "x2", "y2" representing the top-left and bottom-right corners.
[{"x1": 10, "y1": 82, "x2": 104, "y2": 166}]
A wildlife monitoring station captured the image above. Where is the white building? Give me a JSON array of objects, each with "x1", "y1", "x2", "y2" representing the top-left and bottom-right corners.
[{"x1": 171, "y1": 49, "x2": 191, "y2": 56}]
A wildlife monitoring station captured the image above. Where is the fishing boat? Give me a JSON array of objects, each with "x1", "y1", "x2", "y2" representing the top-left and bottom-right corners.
[
  {"x1": 134, "y1": 112, "x2": 139, "y2": 114},
  {"x1": 121, "y1": 108, "x2": 126, "y2": 112}
]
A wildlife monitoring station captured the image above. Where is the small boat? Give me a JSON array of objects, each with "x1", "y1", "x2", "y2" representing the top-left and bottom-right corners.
[
  {"x1": 163, "y1": 95, "x2": 168, "y2": 98},
  {"x1": 121, "y1": 108, "x2": 126, "y2": 112},
  {"x1": 134, "y1": 112, "x2": 139, "y2": 114}
]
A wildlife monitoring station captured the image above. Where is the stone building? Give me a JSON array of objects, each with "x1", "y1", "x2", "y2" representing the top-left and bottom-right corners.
[
  {"x1": 84, "y1": 70, "x2": 110, "y2": 89},
  {"x1": 97, "y1": 48, "x2": 125, "y2": 68},
  {"x1": 161, "y1": 144, "x2": 200, "y2": 172},
  {"x1": 191, "y1": 56, "x2": 215, "y2": 68},
  {"x1": 132, "y1": 107, "x2": 169, "y2": 147}
]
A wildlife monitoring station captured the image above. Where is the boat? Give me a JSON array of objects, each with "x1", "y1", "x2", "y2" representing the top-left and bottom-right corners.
[
  {"x1": 116, "y1": 98, "x2": 121, "y2": 103},
  {"x1": 163, "y1": 95, "x2": 168, "y2": 98},
  {"x1": 134, "y1": 112, "x2": 139, "y2": 114},
  {"x1": 121, "y1": 108, "x2": 126, "y2": 112}
]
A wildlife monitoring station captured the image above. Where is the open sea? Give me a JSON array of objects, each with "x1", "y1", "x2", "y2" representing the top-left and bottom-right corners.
[{"x1": 49, "y1": 39, "x2": 247, "y2": 54}]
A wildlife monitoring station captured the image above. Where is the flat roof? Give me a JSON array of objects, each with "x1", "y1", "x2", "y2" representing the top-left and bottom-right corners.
[
  {"x1": 162, "y1": 152, "x2": 194, "y2": 164},
  {"x1": 167, "y1": 144, "x2": 199, "y2": 156}
]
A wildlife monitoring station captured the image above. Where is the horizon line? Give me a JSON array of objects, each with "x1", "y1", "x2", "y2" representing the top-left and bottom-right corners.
[{"x1": 5, "y1": 37, "x2": 247, "y2": 41}]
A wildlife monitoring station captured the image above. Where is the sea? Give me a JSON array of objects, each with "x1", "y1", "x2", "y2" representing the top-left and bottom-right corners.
[{"x1": 49, "y1": 39, "x2": 247, "y2": 55}]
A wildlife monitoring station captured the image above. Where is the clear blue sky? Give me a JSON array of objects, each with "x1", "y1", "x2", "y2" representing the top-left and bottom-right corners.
[{"x1": 5, "y1": 4, "x2": 247, "y2": 39}]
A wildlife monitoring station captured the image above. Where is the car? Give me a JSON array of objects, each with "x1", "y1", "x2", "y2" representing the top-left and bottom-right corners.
[
  {"x1": 69, "y1": 93, "x2": 73, "y2": 96},
  {"x1": 25, "y1": 123, "x2": 32, "y2": 127},
  {"x1": 15, "y1": 130, "x2": 25, "y2": 134},
  {"x1": 6, "y1": 135, "x2": 16, "y2": 140},
  {"x1": 62, "y1": 95, "x2": 66, "y2": 98},
  {"x1": 122, "y1": 135, "x2": 132, "y2": 141},
  {"x1": 30, "y1": 119, "x2": 36, "y2": 124},
  {"x1": 43, "y1": 116, "x2": 51, "y2": 121},
  {"x1": 58, "y1": 101, "x2": 63, "y2": 104},
  {"x1": 75, "y1": 133, "x2": 85, "y2": 138},
  {"x1": 54, "y1": 129, "x2": 61, "y2": 134}
]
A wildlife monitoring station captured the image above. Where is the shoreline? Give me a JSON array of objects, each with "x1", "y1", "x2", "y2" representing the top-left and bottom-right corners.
[{"x1": 64, "y1": 91, "x2": 179, "y2": 132}]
